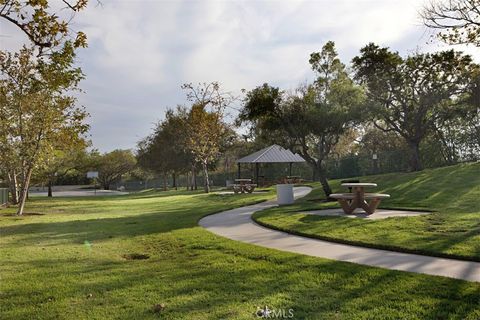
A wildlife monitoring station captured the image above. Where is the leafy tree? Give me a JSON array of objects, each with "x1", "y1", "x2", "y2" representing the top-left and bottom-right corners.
[
  {"x1": 136, "y1": 136, "x2": 169, "y2": 191},
  {"x1": 239, "y1": 42, "x2": 364, "y2": 197},
  {"x1": 160, "y1": 108, "x2": 192, "y2": 189},
  {"x1": 129, "y1": 166, "x2": 156, "y2": 190},
  {"x1": 330, "y1": 129, "x2": 361, "y2": 159},
  {"x1": 1, "y1": 1, "x2": 89, "y2": 214},
  {"x1": 0, "y1": 46, "x2": 88, "y2": 215},
  {"x1": 34, "y1": 143, "x2": 90, "y2": 197},
  {"x1": 0, "y1": 0, "x2": 88, "y2": 55},
  {"x1": 185, "y1": 103, "x2": 229, "y2": 193},
  {"x1": 96, "y1": 150, "x2": 136, "y2": 190},
  {"x1": 431, "y1": 105, "x2": 480, "y2": 162},
  {"x1": 422, "y1": 0, "x2": 480, "y2": 46},
  {"x1": 352, "y1": 43, "x2": 478, "y2": 171},
  {"x1": 137, "y1": 108, "x2": 192, "y2": 191},
  {"x1": 237, "y1": 84, "x2": 286, "y2": 145},
  {"x1": 357, "y1": 125, "x2": 410, "y2": 173},
  {"x1": 358, "y1": 126, "x2": 408, "y2": 156},
  {"x1": 182, "y1": 82, "x2": 233, "y2": 193}
]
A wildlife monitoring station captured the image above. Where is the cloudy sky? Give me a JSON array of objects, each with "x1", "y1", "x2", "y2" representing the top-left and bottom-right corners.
[{"x1": 1, "y1": 0, "x2": 476, "y2": 151}]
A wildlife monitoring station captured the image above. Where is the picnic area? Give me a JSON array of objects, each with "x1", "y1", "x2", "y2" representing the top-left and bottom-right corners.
[
  {"x1": 1, "y1": 163, "x2": 480, "y2": 319},
  {"x1": 2, "y1": 1, "x2": 480, "y2": 318}
]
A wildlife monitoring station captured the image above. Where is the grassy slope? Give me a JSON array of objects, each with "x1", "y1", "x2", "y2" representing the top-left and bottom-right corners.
[
  {"x1": 0, "y1": 187, "x2": 479, "y2": 319},
  {"x1": 254, "y1": 162, "x2": 480, "y2": 260}
]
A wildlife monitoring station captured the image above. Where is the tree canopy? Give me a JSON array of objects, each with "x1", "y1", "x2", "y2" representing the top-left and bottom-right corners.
[
  {"x1": 238, "y1": 41, "x2": 364, "y2": 197},
  {"x1": 352, "y1": 43, "x2": 478, "y2": 171},
  {"x1": 0, "y1": 0, "x2": 89, "y2": 55},
  {"x1": 0, "y1": 0, "x2": 89, "y2": 214},
  {"x1": 96, "y1": 150, "x2": 136, "y2": 190},
  {"x1": 0, "y1": 45, "x2": 88, "y2": 214}
]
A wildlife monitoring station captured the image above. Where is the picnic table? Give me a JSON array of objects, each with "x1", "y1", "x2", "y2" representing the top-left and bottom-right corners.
[
  {"x1": 330, "y1": 183, "x2": 390, "y2": 215},
  {"x1": 233, "y1": 179, "x2": 257, "y2": 194},
  {"x1": 285, "y1": 176, "x2": 301, "y2": 184}
]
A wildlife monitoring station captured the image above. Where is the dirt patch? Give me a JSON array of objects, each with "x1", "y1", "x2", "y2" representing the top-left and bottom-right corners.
[{"x1": 122, "y1": 253, "x2": 150, "y2": 260}]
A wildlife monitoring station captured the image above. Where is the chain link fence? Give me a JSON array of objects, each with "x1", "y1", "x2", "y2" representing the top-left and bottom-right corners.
[
  {"x1": 111, "y1": 149, "x2": 479, "y2": 191},
  {"x1": 0, "y1": 188, "x2": 8, "y2": 205},
  {"x1": 325, "y1": 150, "x2": 410, "y2": 179}
]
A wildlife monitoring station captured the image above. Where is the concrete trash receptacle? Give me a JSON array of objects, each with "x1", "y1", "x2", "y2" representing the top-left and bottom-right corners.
[{"x1": 276, "y1": 184, "x2": 294, "y2": 205}]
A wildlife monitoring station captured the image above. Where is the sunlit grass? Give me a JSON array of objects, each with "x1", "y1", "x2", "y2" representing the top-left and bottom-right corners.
[
  {"x1": 254, "y1": 162, "x2": 480, "y2": 260},
  {"x1": 1, "y1": 180, "x2": 480, "y2": 319}
]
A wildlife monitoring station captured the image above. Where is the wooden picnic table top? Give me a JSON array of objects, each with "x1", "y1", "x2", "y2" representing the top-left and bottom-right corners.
[
  {"x1": 235, "y1": 179, "x2": 252, "y2": 182},
  {"x1": 341, "y1": 183, "x2": 377, "y2": 188}
]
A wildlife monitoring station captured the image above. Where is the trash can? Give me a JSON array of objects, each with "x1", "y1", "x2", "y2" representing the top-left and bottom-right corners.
[{"x1": 276, "y1": 184, "x2": 294, "y2": 205}]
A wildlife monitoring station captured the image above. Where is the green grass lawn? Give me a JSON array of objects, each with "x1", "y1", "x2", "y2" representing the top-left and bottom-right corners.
[
  {"x1": 1, "y1": 184, "x2": 480, "y2": 319},
  {"x1": 254, "y1": 162, "x2": 480, "y2": 261}
]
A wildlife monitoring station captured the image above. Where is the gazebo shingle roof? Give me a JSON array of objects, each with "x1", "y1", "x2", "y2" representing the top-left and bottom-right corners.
[{"x1": 236, "y1": 144, "x2": 305, "y2": 163}]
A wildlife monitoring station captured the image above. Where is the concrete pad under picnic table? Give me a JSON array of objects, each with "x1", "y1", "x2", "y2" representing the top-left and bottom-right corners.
[{"x1": 301, "y1": 208, "x2": 431, "y2": 219}]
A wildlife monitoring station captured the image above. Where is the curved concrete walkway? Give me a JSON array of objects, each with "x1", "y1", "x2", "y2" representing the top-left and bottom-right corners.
[{"x1": 199, "y1": 187, "x2": 480, "y2": 282}]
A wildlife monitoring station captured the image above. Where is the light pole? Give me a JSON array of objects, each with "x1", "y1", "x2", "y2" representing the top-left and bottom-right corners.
[{"x1": 372, "y1": 153, "x2": 378, "y2": 174}]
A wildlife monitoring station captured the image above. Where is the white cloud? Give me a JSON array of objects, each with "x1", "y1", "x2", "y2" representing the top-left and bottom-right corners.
[{"x1": 4, "y1": 0, "x2": 473, "y2": 151}]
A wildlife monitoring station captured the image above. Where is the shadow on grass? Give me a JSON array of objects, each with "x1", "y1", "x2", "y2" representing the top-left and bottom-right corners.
[
  {"x1": 285, "y1": 213, "x2": 480, "y2": 261},
  {"x1": 0, "y1": 193, "x2": 272, "y2": 247},
  {"x1": 2, "y1": 243, "x2": 480, "y2": 319},
  {"x1": 0, "y1": 209, "x2": 205, "y2": 247}
]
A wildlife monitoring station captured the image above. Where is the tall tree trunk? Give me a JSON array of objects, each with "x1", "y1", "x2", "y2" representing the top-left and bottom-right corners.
[
  {"x1": 193, "y1": 166, "x2": 198, "y2": 190},
  {"x1": 16, "y1": 167, "x2": 33, "y2": 216},
  {"x1": 313, "y1": 160, "x2": 332, "y2": 198},
  {"x1": 7, "y1": 171, "x2": 19, "y2": 205},
  {"x1": 318, "y1": 161, "x2": 332, "y2": 199},
  {"x1": 190, "y1": 166, "x2": 195, "y2": 191},
  {"x1": 9, "y1": 183, "x2": 18, "y2": 205},
  {"x1": 163, "y1": 172, "x2": 167, "y2": 191},
  {"x1": 202, "y1": 161, "x2": 210, "y2": 193},
  {"x1": 408, "y1": 141, "x2": 423, "y2": 171},
  {"x1": 186, "y1": 171, "x2": 190, "y2": 191},
  {"x1": 47, "y1": 180, "x2": 53, "y2": 197},
  {"x1": 172, "y1": 172, "x2": 177, "y2": 190}
]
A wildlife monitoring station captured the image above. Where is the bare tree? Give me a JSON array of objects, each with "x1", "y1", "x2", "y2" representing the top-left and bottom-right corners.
[{"x1": 422, "y1": 0, "x2": 480, "y2": 46}]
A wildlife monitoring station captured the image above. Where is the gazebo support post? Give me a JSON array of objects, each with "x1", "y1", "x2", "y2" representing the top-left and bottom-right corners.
[
  {"x1": 289, "y1": 162, "x2": 293, "y2": 176},
  {"x1": 237, "y1": 163, "x2": 241, "y2": 179},
  {"x1": 255, "y1": 163, "x2": 259, "y2": 186}
]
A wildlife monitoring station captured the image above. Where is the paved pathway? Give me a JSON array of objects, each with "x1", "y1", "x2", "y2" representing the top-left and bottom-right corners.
[{"x1": 199, "y1": 187, "x2": 480, "y2": 282}]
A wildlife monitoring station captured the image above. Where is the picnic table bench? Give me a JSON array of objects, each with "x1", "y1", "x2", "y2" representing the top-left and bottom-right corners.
[
  {"x1": 233, "y1": 179, "x2": 257, "y2": 194},
  {"x1": 330, "y1": 183, "x2": 390, "y2": 215},
  {"x1": 285, "y1": 176, "x2": 302, "y2": 184}
]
